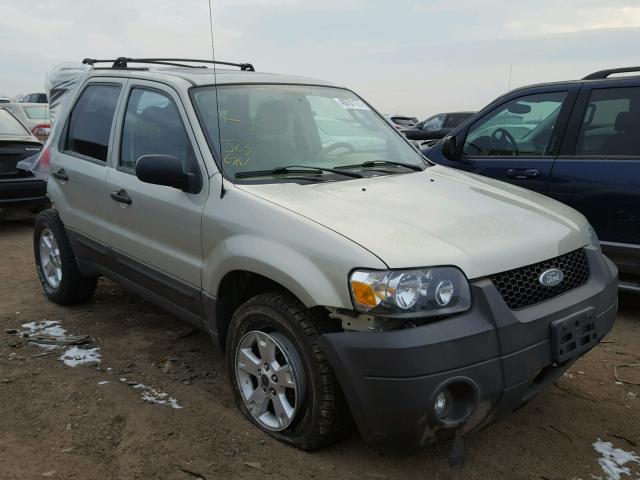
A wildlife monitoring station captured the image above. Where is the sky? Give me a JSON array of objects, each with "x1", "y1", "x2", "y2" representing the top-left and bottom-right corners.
[{"x1": 2, "y1": 0, "x2": 640, "y2": 118}]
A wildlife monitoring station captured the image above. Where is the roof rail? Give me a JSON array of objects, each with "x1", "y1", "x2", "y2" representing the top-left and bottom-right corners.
[
  {"x1": 81, "y1": 57, "x2": 255, "y2": 72},
  {"x1": 582, "y1": 66, "x2": 640, "y2": 80}
]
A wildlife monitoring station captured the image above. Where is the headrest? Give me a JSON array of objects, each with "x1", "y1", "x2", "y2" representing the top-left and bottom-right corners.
[
  {"x1": 615, "y1": 111, "x2": 633, "y2": 133},
  {"x1": 255, "y1": 100, "x2": 290, "y2": 135}
]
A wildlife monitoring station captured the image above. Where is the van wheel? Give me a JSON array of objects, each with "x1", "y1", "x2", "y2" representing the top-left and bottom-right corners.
[
  {"x1": 33, "y1": 209, "x2": 97, "y2": 305},
  {"x1": 226, "y1": 292, "x2": 351, "y2": 450}
]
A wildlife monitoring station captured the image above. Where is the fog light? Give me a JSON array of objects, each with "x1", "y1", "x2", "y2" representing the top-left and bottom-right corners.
[
  {"x1": 435, "y1": 280, "x2": 454, "y2": 306},
  {"x1": 434, "y1": 389, "x2": 451, "y2": 417}
]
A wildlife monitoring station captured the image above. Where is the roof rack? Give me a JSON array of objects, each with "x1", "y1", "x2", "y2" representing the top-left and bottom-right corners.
[
  {"x1": 582, "y1": 66, "x2": 640, "y2": 80},
  {"x1": 81, "y1": 57, "x2": 255, "y2": 72}
]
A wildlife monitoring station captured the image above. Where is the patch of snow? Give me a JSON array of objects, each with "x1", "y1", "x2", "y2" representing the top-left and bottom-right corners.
[
  {"x1": 20, "y1": 320, "x2": 68, "y2": 346},
  {"x1": 98, "y1": 381, "x2": 110, "y2": 385},
  {"x1": 564, "y1": 372, "x2": 575, "y2": 379},
  {"x1": 592, "y1": 438, "x2": 640, "y2": 480},
  {"x1": 59, "y1": 347, "x2": 101, "y2": 367},
  {"x1": 127, "y1": 382, "x2": 182, "y2": 409},
  {"x1": 628, "y1": 392, "x2": 637, "y2": 398},
  {"x1": 615, "y1": 381, "x2": 624, "y2": 385}
]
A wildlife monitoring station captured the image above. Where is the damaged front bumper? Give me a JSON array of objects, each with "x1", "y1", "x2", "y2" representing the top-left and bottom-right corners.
[{"x1": 319, "y1": 248, "x2": 618, "y2": 451}]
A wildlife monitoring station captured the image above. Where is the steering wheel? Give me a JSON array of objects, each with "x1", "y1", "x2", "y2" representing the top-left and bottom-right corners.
[
  {"x1": 491, "y1": 128, "x2": 519, "y2": 155},
  {"x1": 323, "y1": 142, "x2": 356, "y2": 156}
]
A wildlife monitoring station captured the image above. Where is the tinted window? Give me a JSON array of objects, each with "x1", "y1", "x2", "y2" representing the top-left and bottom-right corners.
[
  {"x1": 66, "y1": 84, "x2": 121, "y2": 162},
  {"x1": 443, "y1": 113, "x2": 472, "y2": 129},
  {"x1": 464, "y1": 92, "x2": 566, "y2": 156},
  {"x1": 575, "y1": 87, "x2": 640, "y2": 156},
  {"x1": 120, "y1": 88, "x2": 194, "y2": 171},
  {"x1": 0, "y1": 109, "x2": 30, "y2": 135}
]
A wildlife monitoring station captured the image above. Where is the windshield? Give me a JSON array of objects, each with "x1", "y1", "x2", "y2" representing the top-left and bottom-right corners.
[
  {"x1": 192, "y1": 84, "x2": 426, "y2": 180},
  {"x1": 0, "y1": 109, "x2": 29, "y2": 135}
]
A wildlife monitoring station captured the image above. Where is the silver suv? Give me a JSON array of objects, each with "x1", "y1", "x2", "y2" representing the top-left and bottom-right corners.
[{"x1": 34, "y1": 58, "x2": 618, "y2": 451}]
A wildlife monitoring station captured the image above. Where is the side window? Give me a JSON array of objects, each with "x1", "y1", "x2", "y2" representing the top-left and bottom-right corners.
[
  {"x1": 65, "y1": 84, "x2": 121, "y2": 162},
  {"x1": 120, "y1": 88, "x2": 194, "y2": 171},
  {"x1": 463, "y1": 92, "x2": 567, "y2": 157},
  {"x1": 574, "y1": 87, "x2": 640, "y2": 156},
  {"x1": 423, "y1": 115, "x2": 444, "y2": 131}
]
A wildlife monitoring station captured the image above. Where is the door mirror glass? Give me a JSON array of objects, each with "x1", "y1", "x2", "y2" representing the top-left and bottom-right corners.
[
  {"x1": 135, "y1": 154, "x2": 193, "y2": 191},
  {"x1": 506, "y1": 102, "x2": 532, "y2": 115}
]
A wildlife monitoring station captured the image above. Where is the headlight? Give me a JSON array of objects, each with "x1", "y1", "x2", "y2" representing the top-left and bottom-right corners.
[
  {"x1": 349, "y1": 267, "x2": 471, "y2": 317},
  {"x1": 587, "y1": 224, "x2": 601, "y2": 250}
]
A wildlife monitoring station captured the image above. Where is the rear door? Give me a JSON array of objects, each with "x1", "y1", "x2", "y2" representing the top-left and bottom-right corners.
[
  {"x1": 49, "y1": 80, "x2": 125, "y2": 244},
  {"x1": 548, "y1": 80, "x2": 640, "y2": 264},
  {"x1": 105, "y1": 81, "x2": 209, "y2": 315},
  {"x1": 453, "y1": 87, "x2": 579, "y2": 194}
]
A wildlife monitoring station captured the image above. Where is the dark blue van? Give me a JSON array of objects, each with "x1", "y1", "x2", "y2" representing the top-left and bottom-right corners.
[{"x1": 424, "y1": 67, "x2": 640, "y2": 292}]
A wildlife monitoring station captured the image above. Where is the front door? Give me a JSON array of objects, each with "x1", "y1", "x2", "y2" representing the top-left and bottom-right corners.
[
  {"x1": 106, "y1": 82, "x2": 209, "y2": 315},
  {"x1": 454, "y1": 89, "x2": 577, "y2": 194}
]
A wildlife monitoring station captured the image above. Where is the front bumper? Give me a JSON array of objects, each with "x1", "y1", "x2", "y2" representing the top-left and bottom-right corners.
[
  {"x1": 319, "y1": 248, "x2": 618, "y2": 451},
  {"x1": 0, "y1": 175, "x2": 48, "y2": 208}
]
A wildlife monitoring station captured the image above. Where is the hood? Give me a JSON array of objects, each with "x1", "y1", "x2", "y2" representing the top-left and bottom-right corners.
[{"x1": 236, "y1": 166, "x2": 589, "y2": 279}]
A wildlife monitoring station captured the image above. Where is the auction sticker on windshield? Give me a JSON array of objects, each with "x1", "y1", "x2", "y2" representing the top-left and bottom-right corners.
[{"x1": 334, "y1": 97, "x2": 370, "y2": 110}]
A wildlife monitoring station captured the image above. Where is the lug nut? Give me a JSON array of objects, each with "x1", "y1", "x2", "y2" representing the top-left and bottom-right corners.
[
  {"x1": 271, "y1": 375, "x2": 278, "y2": 383},
  {"x1": 264, "y1": 363, "x2": 269, "y2": 371},
  {"x1": 270, "y1": 388, "x2": 276, "y2": 396}
]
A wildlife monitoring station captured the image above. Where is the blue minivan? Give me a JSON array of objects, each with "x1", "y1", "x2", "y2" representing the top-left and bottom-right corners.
[{"x1": 424, "y1": 67, "x2": 640, "y2": 292}]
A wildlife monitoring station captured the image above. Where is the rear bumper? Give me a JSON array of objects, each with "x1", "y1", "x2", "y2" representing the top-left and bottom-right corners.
[
  {"x1": 319, "y1": 248, "x2": 618, "y2": 451},
  {"x1": 0, "y1": 176, "x2": 48, "y2": 208}
]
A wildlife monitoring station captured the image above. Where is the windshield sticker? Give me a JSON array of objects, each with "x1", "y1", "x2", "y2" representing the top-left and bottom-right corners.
[{"x1": 333, "y1": 98, "x2": 370, "y2": 111}]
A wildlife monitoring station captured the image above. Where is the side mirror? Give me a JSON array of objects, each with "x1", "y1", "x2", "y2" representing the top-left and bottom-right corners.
[
  {"x1": 135, "y1": 154, "x2": 195, "y2": 192},
  {"x1": 441, "y1": 136, "x2": 459, "y2": 160}
]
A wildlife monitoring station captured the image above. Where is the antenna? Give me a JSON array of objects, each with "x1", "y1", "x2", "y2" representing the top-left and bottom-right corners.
[
  {"x1": 208, "y1": 0, "x2": 226, "y2": 198},
  {"x1": 507, "y1": 64, "x2": 513, "y2": 91}
]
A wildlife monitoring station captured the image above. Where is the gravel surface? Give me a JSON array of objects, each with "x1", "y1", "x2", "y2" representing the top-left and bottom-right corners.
[{"x1": 1, "y1": 217, "x2": 639, "y2": 479}]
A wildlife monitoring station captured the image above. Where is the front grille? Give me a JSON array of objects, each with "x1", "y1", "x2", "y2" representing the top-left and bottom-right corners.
[{"x1": 490, "y1": 249, "x2": 590, "y2": 310}]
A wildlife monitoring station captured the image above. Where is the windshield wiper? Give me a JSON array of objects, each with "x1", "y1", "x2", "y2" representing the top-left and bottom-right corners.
[
  {"x1": 335, "y1": 160, "x2": 424, "y2": 172},
  {"x1": 235, "y1": 165, "x2": 363, "y2": 179}
]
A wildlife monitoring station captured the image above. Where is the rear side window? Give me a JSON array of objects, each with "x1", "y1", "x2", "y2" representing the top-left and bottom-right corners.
[
  {"x1": 574, "y1": 87, "x2": 640, "y2": 156},
  {"x1": 65, "y1": 84, "x2": 121, "y2": 162},
  {"x1": 120, "y1": 88, "x2": 194, "y2": 171}
]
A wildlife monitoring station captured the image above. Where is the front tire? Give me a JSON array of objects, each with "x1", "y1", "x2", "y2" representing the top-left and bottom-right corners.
[
  {"x1": 226, "y1": 292, "x2": 351, "y2": 450},
  {"x1": 33, "y1": 209, "x2": 97, "y2": 305}
]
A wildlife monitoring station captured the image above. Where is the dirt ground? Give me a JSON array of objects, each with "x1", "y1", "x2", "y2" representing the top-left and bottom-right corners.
[{"x1": 1, "y1": 216, "x2": 639, "y2": 480}]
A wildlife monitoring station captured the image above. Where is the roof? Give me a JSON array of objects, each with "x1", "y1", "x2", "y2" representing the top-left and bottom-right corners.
[{"x1": 86, "y1": 66, "x2": 341, "y2": 89}]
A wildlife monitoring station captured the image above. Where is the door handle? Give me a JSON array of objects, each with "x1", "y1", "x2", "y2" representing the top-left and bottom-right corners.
[
  {"x1": 110, "y1": 189, "x2": 132, "y2": 205},
  {"x1": 52, "y1": 168, "x2": 69, "y2": 182},
  {"x1": 507, "y1": 168, "x2": 540, "y2": 179}
]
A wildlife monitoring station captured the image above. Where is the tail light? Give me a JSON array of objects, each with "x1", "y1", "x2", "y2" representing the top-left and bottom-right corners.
[
  {"x1": 32, "y1": 123, "x2": 51, "y2": 142},
  {"x1": 39, "y1": 145, "x2": 51, "y2": 169}
]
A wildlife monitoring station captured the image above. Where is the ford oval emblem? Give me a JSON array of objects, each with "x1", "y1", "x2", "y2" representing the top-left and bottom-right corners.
[{"x1": 539, "y1": 268, "x2": 564, "y2": 287}]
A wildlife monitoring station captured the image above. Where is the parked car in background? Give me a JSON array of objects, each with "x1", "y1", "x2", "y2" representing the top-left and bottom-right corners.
[
  {"x1": 0, "y1": 97, "x2": 11, "y2": 104},
  {"x1": 34, "y1": 56, "x2": 616, "y2": 452},
  {"x1": 3, "y1": 103, "x2": 51, "y2": 142},
  {"x1": 0, "y1": 107, "x2": 47, "y2": 211},
  {"x1": 404, "y1": 111, "x2": 475, "y2": 143},
  {"x1": 384, "y1": 114, "x2": 419, "y2": 131},
  {"x1": 20, "y1": 92, "x2": 48, "y2": 103},
  {"x1": 424, "y1": 66, "x2": 640, "y2": 292}
]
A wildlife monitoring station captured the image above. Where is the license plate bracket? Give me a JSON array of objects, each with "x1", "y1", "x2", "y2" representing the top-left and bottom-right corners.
[{"x1": 550, "y1": 308, "x2": 597, "y2": 364}]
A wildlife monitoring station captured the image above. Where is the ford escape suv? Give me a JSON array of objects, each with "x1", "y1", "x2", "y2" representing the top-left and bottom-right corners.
[{"x1": 33, "y1": 57, "x2": 618, "y2": 452}]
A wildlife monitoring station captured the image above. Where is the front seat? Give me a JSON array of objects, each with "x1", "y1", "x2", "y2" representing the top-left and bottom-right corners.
[
  {"x1": 252, "y1": 100, "x2": 297, "y2": 168},
  {"x1": 598, "y1": 111, "x2": 640, "y2": 156}
]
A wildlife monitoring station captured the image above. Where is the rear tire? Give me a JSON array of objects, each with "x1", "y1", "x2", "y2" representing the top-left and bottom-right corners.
[
  {"x1": 226, "y1": 292, "x2": 352, "y2": 450},
  {"x1": 33, "y1": 209, "x2": 97, "y2": 305}
]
